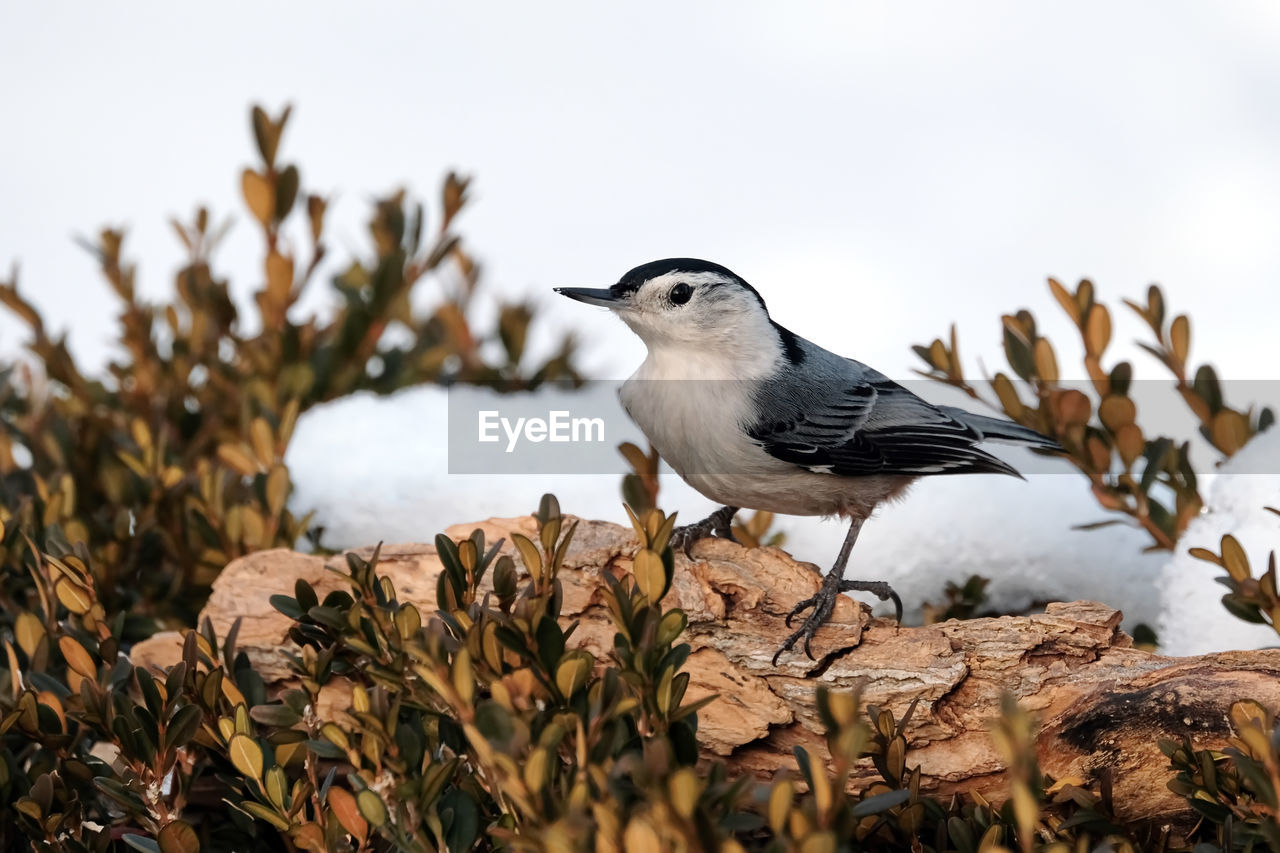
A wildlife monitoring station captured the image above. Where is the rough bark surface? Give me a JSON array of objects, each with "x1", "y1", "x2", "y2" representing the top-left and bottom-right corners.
[{"x1": 132, "y1": 515, "x2": 1280, "y2": 823}]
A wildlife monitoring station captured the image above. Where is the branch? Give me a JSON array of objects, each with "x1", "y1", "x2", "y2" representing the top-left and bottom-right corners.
[{"x1": 131, "y1": 516, "x2": 1280, "y2": 824}]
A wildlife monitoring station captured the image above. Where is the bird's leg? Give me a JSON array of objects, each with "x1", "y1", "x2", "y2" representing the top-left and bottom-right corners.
[
  {"x1": 668, "y1": 505, "x2": 739, "y2": 557},
  {"x1": 772, "y1": 518, "x2": 903, "y2": 664}
]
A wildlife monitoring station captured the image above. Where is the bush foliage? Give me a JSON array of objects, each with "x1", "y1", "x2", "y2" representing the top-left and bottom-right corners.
[
  {"x1": 914, "y1": 278, "x2": 1280, "y2": 637},
  {"x1": 2, "y1": 105, "x2": 1278, "y2": 851},
  {"x1": 0, "y1": 105, "x2": 579, "y2": 627}
]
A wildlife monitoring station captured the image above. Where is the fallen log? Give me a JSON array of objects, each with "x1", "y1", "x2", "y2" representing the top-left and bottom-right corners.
[{"x1": 131, "y1": 515, "x2": 1280, "y2": 823}]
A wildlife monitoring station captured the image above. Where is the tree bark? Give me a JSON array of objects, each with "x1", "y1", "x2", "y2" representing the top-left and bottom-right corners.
[{"x1": 132, "y1": 515, "x2": 1280, "y2": 824}]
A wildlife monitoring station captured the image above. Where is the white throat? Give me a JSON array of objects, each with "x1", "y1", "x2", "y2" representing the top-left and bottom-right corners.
[{"x1": 631, "y1": 321, "x2": 783, "y2": 381}]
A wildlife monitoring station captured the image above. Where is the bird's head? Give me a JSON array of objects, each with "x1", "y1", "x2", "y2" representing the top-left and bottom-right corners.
[{"x1": 555, "y1": 258, "x2": 772, "y2": 348}]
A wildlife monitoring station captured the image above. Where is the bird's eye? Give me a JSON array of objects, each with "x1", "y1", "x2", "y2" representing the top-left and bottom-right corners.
[{"x1": 669, "y1": 282, "x2": 693, "y2": 305}]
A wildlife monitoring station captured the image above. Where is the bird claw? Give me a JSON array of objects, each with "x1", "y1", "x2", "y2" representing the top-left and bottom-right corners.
[
  {"x1": 772, "y1": 575, "x2": 903, "y2": 665},
  {"x1": 668, "y1": 505, "x2": 739, "y2": 557}
]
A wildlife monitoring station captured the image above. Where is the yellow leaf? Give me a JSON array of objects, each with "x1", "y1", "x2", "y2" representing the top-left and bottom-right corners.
[
  {"x1": 1011, "y1": 783, "x2": 1039, "y2": 837},
  {"x1": 307, "y1": 196, "x2": 327, "y2": 244},
  {"x1": 222, "y1": 678, "x2": 247, "y2": 708},
  {"x1": 291, "y1": 823, "x2": 326, "y2": 852},
  {"x1": 799, "y1": 831, "x2": 836, "y2": 853},
  {"x1": 217, "y1": 717, "x2": 235, "y2": 743},
  {"x1": 15, "y1": 612, "x2": 45, "y2": 659},
  {"x1": 622, "y1": 817, "x2": 660, "y2": 853},
  {"x1": 1032, "y1": 338, "x2": 1058, "y2": 383},
  {"x1": 1098, "y1": 395, "x2": 1137, "y2": 431},
  {"x1": 523, "y1": 746, "x2": 549, "y2": 794},
  {"x1": 327, "y1": 787, "x2": 368, "y2": 844},
  {"x1": 482, "y1": 622, "x2": 503, "y2": 671},
  {"x1": 228, "y1": 733, "x2": 264, "y2": 780},
  {"x1": 808, "y1": 752, "x2": 832, "y2": 816},
  {"x1": 265, "y1": 251, "x2": 294, "y2": 303},
  {"x1": 252, "y1": 470, "x2": 281, "y2": 524},
  {"x1": 157, "y1": 819, "x2": 200, "y2": 853},
  {"x1": 355, "y1": 790, "x2": 388, "y2": 827},
  {"x1": 452, "y1": 647, "x2": 475, "y2": 707},
  {"x1": 54, "y1": 579, "x2": 91, "y2": 615},
  {"x1": 618, "y1": 441, "x2": 650, "y2": 473},
  {"x1": 927, "y1": 338, "x2": 950, "y2": 373},
  {"x1": 512, "y1": 533, "x2": 542, "y2": 584},
  {"x1": 668, "y1": 767, "x2": 702, "y2": 819},
  {"x1": 633, "y1": 548, "x2": 667, "y2": 601},
  {"x1": 1085, "y1": 435, "x2": 1111, "y2": 473},
  {"x1": 217, "y1": 444, "x2": 261, "y2": 476},
  {"x1": 992, "y1": 373, "x2": 1024, "y2": 420},
  {"x1": 555, "y1": 653, "x2": 591, "y2": 698},
  {"x1": 1220, "y1": 534, "x2": 1251, "y2": 582},
  {"x1": 1210, "y1": 410, "x2": 1249, "y2": 456},
  {"x1": 1050, "y1": 389, "x2": 1092, "y2": 427},
  {"x1": 37, "y1": 691, "x2": 66, "y2": 733},
  {"x1": 1114, "y1": 424, "x2": 1145, "y2": 468},
  {"x1": 250, "y1": 418, "x2": 275, "y2": 466},
  {"x1": 1170, "y1": 314, "x2": 1190, "y2": 366},
  {"x1": 241, "y1": 168, "x2": 275, "y2": 227},
  {"x1": 239, "y1": 507, "x2": 266, "y2": 548},
  {"x1": 1084, "y1": 304, "x2": 1111, "y2": 357},
  {"x1": 320, "y1": 722, "x2": 350, "y2": 751},
  {"x1": 768, "y1": 781, "x2": 794, "y2": 832},
  {"x1": 274, "y1": 739, "x2": 306, "y2": 767},
  {"x1": 131, "y1": 418, "x2": 152, "y2": 454},
  {"x1": 1047, "y1": 277, "x2": 1079, "y2": 325},
  {"x1": 263, "y1": 766, "x2": 287, "y2": 809},
  {"x1": 58, "y1": 636, "x2": 97, "y2": 678}
]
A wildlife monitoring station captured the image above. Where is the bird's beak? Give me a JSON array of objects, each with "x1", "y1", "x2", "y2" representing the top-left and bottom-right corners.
[{"x1": 554, "y1": 287, "x2": 619, "y2": 308}]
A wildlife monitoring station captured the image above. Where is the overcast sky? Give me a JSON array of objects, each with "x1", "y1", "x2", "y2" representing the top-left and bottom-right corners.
[{"x1": 3, "y1": 1, "x2": 1278, "y2": 387}]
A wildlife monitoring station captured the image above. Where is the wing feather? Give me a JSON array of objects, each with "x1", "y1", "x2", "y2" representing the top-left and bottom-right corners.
[{"x1": 748, "y1": 378, "x2": 1020, "y2": 477}]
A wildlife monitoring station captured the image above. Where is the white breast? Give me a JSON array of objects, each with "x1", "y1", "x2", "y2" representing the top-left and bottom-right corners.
[
  {"x1": 620, "y1": 344, "x2": 809, "y2": 512},
  {"x1": 619, "y1": 342, "x2": 912, "y2": 518}
]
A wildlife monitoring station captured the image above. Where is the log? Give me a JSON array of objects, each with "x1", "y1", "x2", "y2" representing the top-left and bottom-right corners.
[{"x1": 131, "y1": 515, "x2": 1280, "y2": 824}]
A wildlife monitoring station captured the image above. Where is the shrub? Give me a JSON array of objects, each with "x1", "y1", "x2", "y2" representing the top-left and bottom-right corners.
[
  {"x1": 3, "y1": 103, "x2": 1278, "y2": 852},
  {"x1": 0, "y1": 104, "x2": 581, "y2": 628},
  {"x1": 913, "y1": 279, "x2": 1279, "y2": 639},
  {"x1": 11, "y1": 495, "x2": 1276, "y2": 850}
]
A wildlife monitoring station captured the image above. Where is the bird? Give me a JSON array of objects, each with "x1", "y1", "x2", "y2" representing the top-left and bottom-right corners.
[{"x1": 555, "y1": 258, "x2": 1060, "y2": 663}]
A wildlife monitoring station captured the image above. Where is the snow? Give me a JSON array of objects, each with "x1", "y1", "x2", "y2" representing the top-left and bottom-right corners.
[
  {"x1": 286, "y1": 384, "x2": 1277, "y2": 651},
  {"x1": 1156, "y1": 430, "x2": 1280, "y2": 656}
]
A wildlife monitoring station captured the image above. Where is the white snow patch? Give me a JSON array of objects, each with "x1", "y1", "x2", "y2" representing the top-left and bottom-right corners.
[
  {"x1": 287, "y1": 385, "x2": 1203, "y2": 636},
  {"x1": 1156, "y1": 430, "x2": 1280, "y2": 656}
]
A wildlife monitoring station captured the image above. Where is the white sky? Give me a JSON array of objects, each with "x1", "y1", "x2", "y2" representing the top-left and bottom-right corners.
[{"x1": 3, "y1": 1, "x2": 1279, "y2": 383}]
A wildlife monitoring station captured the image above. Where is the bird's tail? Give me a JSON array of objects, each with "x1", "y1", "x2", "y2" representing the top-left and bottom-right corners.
[{"x1": 939, "y1": 407, "x2": 1063, "y2": 451}]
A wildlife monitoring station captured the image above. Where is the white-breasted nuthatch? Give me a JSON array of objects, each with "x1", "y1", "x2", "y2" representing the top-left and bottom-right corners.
[{"x1": 556, "y1": 258, "x2": 1060, "y2": 663}]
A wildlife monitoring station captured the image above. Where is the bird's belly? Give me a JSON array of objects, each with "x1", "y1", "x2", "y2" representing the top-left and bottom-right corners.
[
  {"x1": 620, "y1": 378, "x2": 754, "y2": 480},
  {"x1": 681, "y1": 470, "x2": 910, "y2": 518},
  {"x1": 620, "y1": 378, "x2": 910, "y2": 517}
]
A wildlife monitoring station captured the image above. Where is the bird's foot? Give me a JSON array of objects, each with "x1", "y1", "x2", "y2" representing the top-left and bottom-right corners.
[
  {"x1": 772, "y1": 573, "x2": 903, "y2": 664},
  {"x1": 668, "y1": 505, "x2": 739, "y2": 558}
]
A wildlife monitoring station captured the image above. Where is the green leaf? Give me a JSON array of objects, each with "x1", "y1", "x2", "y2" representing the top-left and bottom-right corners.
[
  {"x1": 275, "y1": 165, "x2": 300, "y2": 220},
  {"x1": 440, "y1": 788, "x2": 480, "y2": 852},
  {"x1": 535, "y1": 616, "x2": 565, "y2": 671},
  {"x1": 249, "y1": 704, "x2": 302, "y2": 728},
  {"x1": 122, "y1": 835, "x2": 161, "y2": 853},
  {"x1": 166, "y1": 704, "x2": 204, "y2": 750},
  {"x1": 356, "y1": 789, "x2": 389, "y2": 827},
  {"x1": 852, "y1": 787, "x2": 911, "y2": 817},
  {"x1": 269, "y1": 595, "x2": 304, "y2": 620}
]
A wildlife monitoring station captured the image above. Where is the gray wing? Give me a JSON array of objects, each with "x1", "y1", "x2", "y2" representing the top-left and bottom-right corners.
[{"x1": 746, "y1": 359, "x2": 1023, "y2": 478}]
